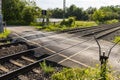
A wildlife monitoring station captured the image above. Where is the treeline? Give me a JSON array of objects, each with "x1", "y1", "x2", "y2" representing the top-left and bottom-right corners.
[
  {"x1": 2, "y1": 0, "x2": 120, "y2": 25},
  {"x1": 50, "y1": 5, "x2": 89, "y2": 20},
  {"x1": 2, "y1": 0, "x2": 41, "y2": 25},
  {"x1": 50, "y1": 5, "x2": 120, "y2": 23}
]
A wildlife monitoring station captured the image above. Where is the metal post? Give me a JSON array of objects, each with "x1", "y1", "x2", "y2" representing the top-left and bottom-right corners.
[
  {"x1": 42, "y1": 10, "x2": 47, "y2": 26},
  {"x1": 94, "y1": 36, "x2": 108, "y2": 80},
  {"x1": 93, "y1": 35, "x2": 120, "y2": 80},
  {"x1": 0, "y1": 0, "x2": 3, "y2": 33},
  {"x1": 63, "y1": 0, "x2": 66, "y2": 20},
  {"x1": 42, "y1": 15, "x2": 45, "y2": 26},
  {"x1": 100, "y1": 52, "x2": 108, "y2": 80}
]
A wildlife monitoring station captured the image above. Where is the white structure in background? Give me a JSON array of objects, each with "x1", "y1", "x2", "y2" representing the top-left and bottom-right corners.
[
  {"x1": 0, "y1": 0, "x2": 3, "y2": 33},
  {"x1": 36, "y1": 18, "x2": 63, "y2": 23}
]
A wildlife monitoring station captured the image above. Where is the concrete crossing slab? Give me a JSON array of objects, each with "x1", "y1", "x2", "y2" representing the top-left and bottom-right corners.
[{"x1": 7, "y1": 26, "x2": 120, "y2": 73}]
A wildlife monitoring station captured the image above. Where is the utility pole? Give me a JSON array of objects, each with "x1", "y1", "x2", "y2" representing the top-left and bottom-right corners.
[
  {"x1": 63, "y1": 0, "x2": 66, "y2": 20},
  {"x1": 0, "y1": 0, "x2": 3, "y2": 33}
]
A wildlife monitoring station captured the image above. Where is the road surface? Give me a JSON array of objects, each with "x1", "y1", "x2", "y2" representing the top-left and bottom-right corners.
[{"x1": 7, "y1": 26, "x2": 120, "y2": 73}]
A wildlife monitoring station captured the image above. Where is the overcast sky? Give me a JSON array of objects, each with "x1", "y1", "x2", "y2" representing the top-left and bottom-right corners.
[{"x1": 35, "y1": 0, "x2": 120, "y2": 10}]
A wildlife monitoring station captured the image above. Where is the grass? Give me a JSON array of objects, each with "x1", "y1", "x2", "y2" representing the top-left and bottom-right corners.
[
  {"x1": 105, "y1": 19, "x2": 119, "y2": 24},
  {"x1": 39, "y1": 61, "x2": 119, "y2": 80},
  {"x1": 34, "y1": 21, "x2": 98, "y2": 32},
  {"x1": 113, "y1": 36, "x2": 120, "y2": 44},
  {"x1": 0, "y1": 29, "x2": 11, "y2": 39},
  {"x1": 40, "y1": 60, "x2": 55, "y2": 74},
  {"x1": 51, "y1": 66, "x2": 116, "y2": 80},
  {"x1": 75, "y1": 21, "x2": 98, "y2": 28}
]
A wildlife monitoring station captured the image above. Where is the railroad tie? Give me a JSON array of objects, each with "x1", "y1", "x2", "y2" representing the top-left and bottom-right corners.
[
  {"x1": 2, "y1": 47, "x2": 5, "y2": 49},
  {"x1": 0, "y1": 48, "x2": 9, "y2": 54},
  {"x1": 9, "y1": 59, "x2": 24, "y2": 67},
  {"x1": 18, "y1": 75, "x2": 29, "y2": 80},
  {"x1": 0, "y1": 65, "x2": 9, "y2": 72},
  {"x1": 21, "y1": 56, "x2": 41, "y2": 74},
  {"x1": 21, "y1": 56, "x2": 36, "y2": 63},
  {"x1": 32, "y1": 69, "x2": 41, "y2": 74}
]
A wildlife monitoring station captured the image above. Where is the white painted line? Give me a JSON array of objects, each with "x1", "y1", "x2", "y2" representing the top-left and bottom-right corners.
[
  {"x1": 12, "y1": 31, "x2": 95, "y2": 68},
  {"x1": 53, "y1": 52, "x2": 91, "y2": 68},
  {"x1": 58, "y1": 41, "x2": 96, "y2": 64},
  {"x1": 13, "y1": 32, "x2": 56, "y2": 53}
]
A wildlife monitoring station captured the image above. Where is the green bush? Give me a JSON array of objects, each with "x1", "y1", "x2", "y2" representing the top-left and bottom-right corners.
[
  {"x1": 51, "y1": 66, "x2": 116, "y2": 80},
  {"x1": 60, "y1": 17, "x2": 75, "y2": 27},
  {"x1": 0, "y1": 29, "x2": 11, "y2": 39}
]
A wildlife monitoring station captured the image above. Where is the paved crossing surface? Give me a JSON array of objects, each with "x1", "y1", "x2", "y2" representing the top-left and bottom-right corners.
[{"x1": 7, "y1": 26, "x2": 120, "y2": 73}]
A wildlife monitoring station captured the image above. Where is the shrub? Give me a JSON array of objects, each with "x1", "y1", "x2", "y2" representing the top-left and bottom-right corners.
[
  {"x1": 60, "y1": 17, "x2": 75, "y2": 27},
  {"x1": 0, "y1": 29, "x2": 11, "y2": 39},
  {"x1": 51, "y1": 66, "x2": 116, "y2": 80},
  {"x1": 68, "y1": 17, "x2": 75, "y2": 26}
]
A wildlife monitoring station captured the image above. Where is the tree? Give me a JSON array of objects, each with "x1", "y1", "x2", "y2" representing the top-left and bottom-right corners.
[
  {"x1": 66, "y1": 5, "x2": 88, "y2": 20},
  {"x1": 92, "y1": 10, "x2": 105, "y2": 23},
  {"x1": 22, "y1": 6, "x2": 41, "y2": 24},
  {"x1": 2, "y1": 0, "x2": 41, "y2": 25},
  {"x1": 51, "y1": 8, "x2": 63, "y2": 18},
  {"x1": 2, "y1": 0, "x2": 26, "y2": 21},
  {"x1": 86, "y1": 7, "x2": 96, "y2": 20}
]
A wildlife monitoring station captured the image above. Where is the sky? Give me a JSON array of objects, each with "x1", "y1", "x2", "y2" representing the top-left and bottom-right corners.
[{"x1": 35, "y1": 0, "x2": 120, "y2": 10}]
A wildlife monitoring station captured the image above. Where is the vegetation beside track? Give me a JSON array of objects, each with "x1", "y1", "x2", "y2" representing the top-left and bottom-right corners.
[
  {"x1": 34, "y1": 18, "x2": 98, "y2": 31},
  {"x1": 3, "y1": 0, "x2": 120, "y2": 26},
  {"x1": 32, "y1": 16, "x2": 120, "y2": 32},
  {"x1": 51, "y1": 67, "x2": 115, "y2": 80},
  {"x1": 114, "y1": 36, "x2": 120, "y2": 44},
  {"x1": 75, "y1": 21, "x2": 98, "y2": 27},
  {"x1": 40, "y1": 61, "x2": 119, "y2": 80},
  {"x1": 0, "y1": 29, "x2": 11, "y2": 39},
  {"x1": 40, "y1": 61, "x2": 55, "y2": 74},
  {"x1": 105, "y1": 19, "x2": 119, "y2": 24}
]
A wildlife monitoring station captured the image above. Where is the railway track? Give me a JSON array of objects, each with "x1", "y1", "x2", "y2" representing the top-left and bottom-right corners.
[
  {"x1": 0, "y1": 38, "x2": 13, "y2": 45},
  {"x1": 0, "y1": 47, "x2": 51, "y2": 80},
  {"x1": 13, "y1": 23, "x2": 120, "y2": 47},
  {"x1": 1, "y1": 23, "x2": 120, "y2": 79},
  {"x1": 62, "y1": 22, "x2": 120, "y2": 39},
  {"x1": 7, "y1": 23, "x2": 120, "y2": 57},
  {"x1": 21, "y1": 22, "x2": 120, "y2": 49},
  {"x1": 63, "y1": 22, "x2": 120, "y2": 34},
  {"x1": 0, "y1": 35, "x2": 94, "y2": 80},
  {"x1": 11, "y1": 61, "x2": 63, "y2": 80},
  {"x1": 0, "y1": 41, "x2": 35, "y2": 58}
]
